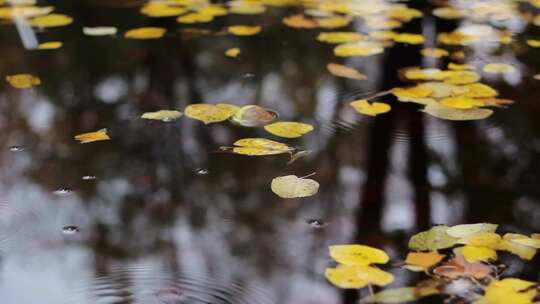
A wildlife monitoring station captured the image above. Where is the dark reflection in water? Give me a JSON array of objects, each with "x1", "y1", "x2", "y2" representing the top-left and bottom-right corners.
[{"x1": 1, "y1": 0, "x2": 540, "y2": 303}]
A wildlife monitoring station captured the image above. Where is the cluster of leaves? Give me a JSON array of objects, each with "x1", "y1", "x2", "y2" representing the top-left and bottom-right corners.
[{"x1": 327, "y1": 224, "x2": 540, "y2": 303}]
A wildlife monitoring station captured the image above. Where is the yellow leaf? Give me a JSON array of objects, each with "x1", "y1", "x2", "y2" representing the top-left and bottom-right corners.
[
  {"x1": 0, "y1": 6, "x2": 54, "y2": 19},
  {"x1": 30, "y1": 13, "x2": 73, "y2": 27},
  {"x1": 230, "y1": 2, "x2": 266, "y2": 15},
  {"x1": 403, "y1": 68, "x2": 447, "y2": 81},
  {"x1": 408, "y1": 225, "x2": 458, "y2": 251},
  {"x1": 365, "y1": 17, "x2": 401, "y2": 30},
  {"x1": 433, "y1": 7, "x2": 465, "y2": 19},
  {"x1": 37, "y1": 41, "x2": 62, "y2": 49},
  {"x1": 462, "y1": 83, "x2": 498, "y2": 98},
  {"x1": 504, "y1": 233, "x2": 540, "y2": 249},
  {"x1": 482, "y1": 278, "x2": 536, "y2": 304},
  {"x1": 264, "y1": 122, "x2": 314, "y2": 138},
  {"x1": 440, "y1": 96, "x2": 482, "y2": 109},
  {"x1": 368, "y1": 31, "x2": 397, "y2": 41},
  {"x1": 74, "y1": 129, "x2": 110, "y2": 144},
  {"x1": 325, "y1": 265, "x2": 369, "y2": 289},
  {"x1": 140, "y1": 3, "x2": 187, "y2": 17},
  {"x1": 230, "y1": 105, "x2": 276, "y2": 127},
  {"x1": 483, "y1": 63, "x2": 516, "y2": 74},
  {"x1": 141, "y1": 110, "x2": 182, "y2": 122},
  {"x1": 392, "y1": 86, "x2": 433, "y2": 99},
  {"x1": 405, "y1": 252, "x2": 445, "y2": 270},
  {"x1": 334, "y1": 41, "x2": 384, "y2": 57},
  {"x1": 316, "y1": 32, "x2": 364, "y2": 44},
  {"x1": 443, "y1": 71, "x2": 481, "y2": 85},
  {"x1": 185, "y1": 103, "x2": 239, "y2": 124},
  {"x1": 423, "y1": 102, "x2": 493, "y2": 121},
  {"x1": 447, "y1": 223, "x2": 498, "y2": 238},
  {"x1": 232, "y1": 138, "x2": 292, "y2": 156},
  {"x1": 462, "y1": 245, "x2": 497, "y2": 262},
  {"x1": 497, "y1": 239, "x2": 537, "y2": 260},
  {"x1": 197, "y1": 5, "x2": 228, "y2": 17},
  {"x1": 327, "y1": 63, "x2": 367, "y2": 80},
  {"x1": 271, "y1": 175, "x2": 319, "y2": 198},
  {"x1": 329, "y1": 244, "x2": 389, "y2": 266},
  {"x1": 393, "y1": 33, "x2": 425, "y2": 45},
  {"x1": 282, "y1": 14, "x2": 317, "y2": 29},
  {"x1": 448, "y1": 62, "x2": 474, "y2": 71},
  {"x1": 350, "y1": 99, "x2": 391, "y2": 116},
  {"x1": 6, "y1": 74, "x2": 40, "y2": 89},
  {"x1": 526, "y1": 39, "x2": 540, "y2": 47},
  {"x1": 228, "y1": 25, "x2": 261, "y2": 36},
  {"x1": 225, "y1": 47, "x2": 240, "y2": 58},
  {"x1": 177, "y1": 12, "x2": 214, "y2": 23},
  {"x1": 418, "y1": 82, "x2": 466, "y2": 98},
  {"x1": 125, "y1": 27, "x2": 166, "y2": 39},
  {"x1": 438, "y1": 32, "x2": 478, "y2": 45},
  {"x1": 421, "y1": 48, "x2": 449, "y2": 58},
  {"x1": 315, "y1": 16, "x2": 350, "y2": 29},
  {"x1": 83, "y1": 26, "x2": 117, "y2": 36},
  {"x1": 460, "y1": 232, "x2": 501, "y2": 249}
]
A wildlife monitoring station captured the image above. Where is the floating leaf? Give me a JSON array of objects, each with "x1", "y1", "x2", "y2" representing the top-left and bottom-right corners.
[
  {"x1": 392, "y1": 86, "x2": 432, "y2": 99},
  {"x1": 74, "y1": 129, "x2": 110, "y2": 144},
  {"x1": 329, "y1": 244, "x2": 389, "y2": 266},
  {"x1": 0, "y1": 6, "x2": 54, "y2": 19},
  {"x1": 264, "y1": 122, "x2": 314, "y2": 138},
  {"x1": 327, "y1": 63, "x2": 367, "y2": 80},
  {"x1": 140, "y1": 2, "x2": 187, "y2": 17},
  {"x1": 350, "y1": 99, "x2": 391, "y2": 116},
  {"x1": 462, "y1": 83, "x2": 498, "y2": 98},
  {"x1": 447, "y1": 223, "x2": 498, "y2": 239},
  {"x1": 481, "y1": 278, "x2": 537, "y2": 304},
  {"x1": 325, "y1": 265, "x2": 393, "y2": 289},
  {"x1": 177, "y1": 12, "x2": 214, "y2": 23},
  {"x1": 461, "y1": 245, "x2": 497, "y2": 262},
  {"x1": 185, "y1": 103, "x2": 238, "y2": 124},
  {"x1": 225, "y1": 47, "x2": 240, "y2": 58},
  {"x1": 448, "y1": 62, "x2": 473, "y2": 71},
  {"x1": 231, "y1": 138, "x2": 292, "y2": 156},
  {"x1": 405, "y1": 252, "x2": 445, "y2": 271},
  {"x1": 443, "y1": 71, "x2": 481, "y2": 85},
  {"x1": 483, "y1": 63, "x2": 516, "y2": 74},
  {"x1": 497, "y1": 239, "x2": 537, "y2": 260},
  {"x1": 38, "y1": 41, "x2": 62, "y2": 49},
  {"x1": 271, "y1": 175, "x2": 319, "y2": 198},
  {"x1": 393, "y1": 33, "x2": 425, "y2": 44},
  {"x1": 315, "y1": 16, "x2": 350, "y2": 29},
  {"x1": 421, "y1": 48, "x2": 449, "y2": 58},
  {"x1": 6, "y1": 74, "x2": 40, "y2": 89},
  {"x1": 433, "y1": 255, "x2": 492, "y2": 279},
  {"x1": 125, "y1": 27, "x2": 166, "y2": 39},
  {"x1": 282, "y1": 14, "x2": 317, "y2": 29},
  {"x1": 503, "y1": 233, "x2": 540, "y2": 249},
  {"x1": 141, "y1": 110, "x2": 182, "y2": 122},
  {"x1": 422, "y1": 102, "x2": 493, "y2": 121},
  {"x1": 30, "y1": 14, "x2": 73, "y2": 27},
  {"x1": 459, "y1": 232, "x2": 501, "y2": 248},
  {"x1": 334, "y1": 41, "x2": 384, "y2": 57},
  {"x1": 230, "y1": 2, "x2": 266, "y2": 15},
  {"x1": 317, "y1": 32, "x2": 363, "y2": 44},
  {"x1": 228, "y1": 25, "x2": 261, "y2": 36},
  {"x1": 83, "y1": 26, "x2": 117, "y2": 36},
  {"x1": 408, "y1": 225, "x2": 458, "y2": 251},
  {"x1": 526, "y1": 39, "x2": 540, "y2": 47},
  {"x1": 440, "y1": 97, "x2": 483, "y2": 109},
  {"x1": 230, "y1": 105, "x2": 276, "y2": 127}
]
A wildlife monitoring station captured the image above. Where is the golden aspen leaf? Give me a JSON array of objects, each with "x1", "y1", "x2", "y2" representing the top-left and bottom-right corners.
[
  {"x1": 503, "y1": 233, "x2": 540, "y2": 249},
  {"x1": 483, "y1": 63, "x2": 515, "y2": 74},
  {"x1": 325, "y1": 265, "x2": 369, "y2": 289},
  {"x1": 403, "y1": 68, "x2": 447, "y2": 81},
  {"x1": 408, "y1": 225, "x2": 458, "y2": 251},
  {"x1": 30, "y1": 13, "x2": 73, "y2": 27},
  {"x1": 329, "y1": 244, "x2": 389, "y2": 266},
  {"x1": 230, "y1": 105, "x2": 276, "y2": 127},
  {"x1": 354, "y1": 265, "x2": 394, "y2": 286},
  {"x1": 185, "y1": 103, "x2": 239, "y2": 124},
  {"x1": 423, "y1": 102, "x2": 493, "y2": 121},
  {"x1": 433, "y1": 7, "x2": 465, "y2": 19},
  {"x1": 230, "y1": 2, "x2": 267, "y2": 15},
  {"x1": 264, "y1": 122, "x2": 314, "y2": 138},
  {"x1": 482, "y1": 278, "x2": 536, "y2": 304},
  {"x1": 459, "y1": 232, "x2": 501, "y2": 248},
  {"x1": 443, "y1": 71, "x2": 481, "y2": 85},
  {"x1": 140, "y1": 3, "x2": 187, "y2": 17},
  {"x1": 0, "y1": 6, "x2": 54, "y2": 19},
  {"x1": 334, "y1": 41, "x2": 384, "y2": 57},
  {"x1": 393, "y1": 33, "x2": 425, "y2": 44},
  {"x1": 440, "y1": 96, "x2": 482, "y2": 109},
  {"x1": 74, "y1": 129, "x2": 110, "y2": 144},
  {"x1": 37, "y1": 41, "x2": 62, "y2": 49},
  {"x1": 497, "y1": 239, "x2": 537, "y2": 260},
  {"x1": 447, "y1": 223, "x2": 498, "y2": 238},
  {"x1": 231, "y1": 138, "x2": 292, "y2": 156},
  {"x1": 405, "y1": 252, "x2": 445, "y2": 269},
  {"x1": 125, "y1": 27, "x2": 166, "y2": 39},
  {"x1": 350, "y1": 99, "x2": 391, "y2": 116},
  {"x1": 462, "y1": 83, "x2": 498, "y2": 98},
  {"x1": 448, "y1": 62, "x2": 473, "y2": 71},
  {"x1": 228, "y1": 25, "x2": 261, "y2": 36},
  {"x1": 392, "y1": 86, "x2": 433, "y2": 99},
  {"x1": 225, "y1": 47, "x2": 240, "y2": 57},
  {"x1": 6, "y1": 74, "x2": 40, "y2": 89},
  {"x1": 141, "y1": 110, "x2": 182, "y2": 122},
  {"x1": 421, "y1": 48, "x2": 449, "y2": 58},
  {"x1": 327, "y1": 63, "x2": 367, "y2": 80},
  {"x1": 316, "y1": 32, "x2": 364, "y2": 44},
  {"x1": 315, "y1": 16, "x2": 350, "y2": 29},
  {"x1": 271, "y1": 175, "x2": 319, "y2": 198},
  {"x1": 462, "y1": 245, "x2": 497, "y2": 262},
  {"x1": 177, "y1": 13, "x2": 214, "y2": 23},
  {"x1": 526, "y1": 39, "x2": 540, "y2": 47},
  {"x1": 282, "y1": 14, "x2": 317, "y2": 29},
  {"x1": 83, "y1": 26, "x2": 117, "y2": 36}
]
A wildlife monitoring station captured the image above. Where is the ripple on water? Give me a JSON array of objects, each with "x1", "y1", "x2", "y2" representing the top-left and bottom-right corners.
[
  {"x1": 0, "y1": 202, "x2": 37, "y2": 254},
  {"x1": 70, "y1": 267, "x2": 276, "y2": 304}
]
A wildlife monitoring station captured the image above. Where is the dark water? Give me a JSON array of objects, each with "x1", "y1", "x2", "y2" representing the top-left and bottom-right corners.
[{"x1": 1, "y1": 0, "x2": 540, "y2": 303}]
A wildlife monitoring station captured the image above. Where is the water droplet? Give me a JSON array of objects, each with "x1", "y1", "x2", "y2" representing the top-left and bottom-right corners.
[
  {"x1": 195, "y1": 168, "x2": 209, "y2": 175},
  {"x1": 8, "y1": 145, "x2": 24, "y2": 152},
  {"x1": 82, "y1": 175, "x2": 97, "y2": 180},
  {"x1": 54, "y1": 188, "x2": 73, "y2": 196},
  {"x1": 62, "y1": 226, "x2": 80, "y2": 234},
  {"x1": 306, "y1": 219, "x2": 327, "y2": 228}
]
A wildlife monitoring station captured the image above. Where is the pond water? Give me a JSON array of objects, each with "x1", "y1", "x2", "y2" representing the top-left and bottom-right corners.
[{"x1": 1, "y1": 0, "x2": 540, "y2": 303}]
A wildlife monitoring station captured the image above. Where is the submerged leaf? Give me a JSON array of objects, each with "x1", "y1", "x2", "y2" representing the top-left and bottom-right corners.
[
  {"x1": 271, "y1": 175, "x2": 319, "y2": 198},
  {"x1": 327, "y1": 63, "x2": 367, "y2": 80},
  {"x1": 230, "y1": 105, "x2": 276, "y2": 127},
  {"x1": 74, "y1": 129, "x2": 110, "y2": 144},
  {"x1": 264, "y1": 122, "x2": 314, "y2": 138},
  {"x1": 6, "y1": 74, "x2": 40, "y2": 89},
  {"x1": 141, "y1": 110, "x2": 182, "y2": 122},
  {"x1": 232, "y1": 138, "x2": 292, "y2": 156},
  {"x1": 350, "y1": 99, "x2": 391, "y2": 116},
  {"x1": 185, "y1": 103, "x2": 239, "y2": 124}
]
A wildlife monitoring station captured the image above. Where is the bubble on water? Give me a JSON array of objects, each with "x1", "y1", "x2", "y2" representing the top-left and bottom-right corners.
[
  {"x1": 195, "y1": 168, "x2": 209, "y2": 175},
  {"x1": 54, "y1": 188, "x2": 74, "y2": 196},
  {"x1": 8, "y1": 145, "x2": 24, "y2": 152},
  {"x1": 306, "y1": 219, "x2": 327, "y2": 228},
  {"x1": 62, "y1": 226, "x2": 80, "y2": 234},
  {"x1": 82, "y1": 175, "x2": 97, "y2": 180}
]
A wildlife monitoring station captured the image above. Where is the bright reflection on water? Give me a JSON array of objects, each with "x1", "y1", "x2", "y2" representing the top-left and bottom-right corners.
[{"x1": 1, "y1": 0, "x2": 540, "y2": 303}]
